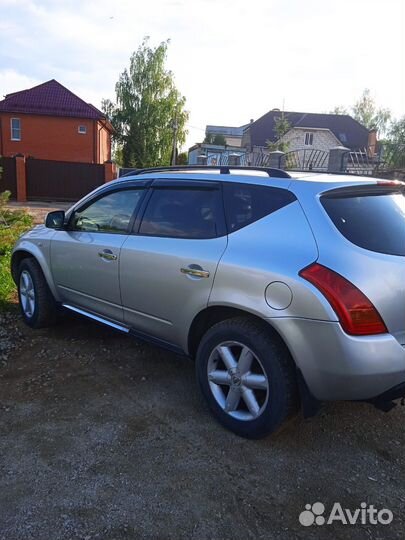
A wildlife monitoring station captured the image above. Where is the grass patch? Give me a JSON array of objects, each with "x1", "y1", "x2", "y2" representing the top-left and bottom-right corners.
[{"x1": 0, "y1": 199, "x2": 33, "y2": 310}]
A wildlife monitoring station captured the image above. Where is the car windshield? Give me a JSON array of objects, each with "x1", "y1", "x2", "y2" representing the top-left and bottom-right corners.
[{"x1": 321, "y1": 191, "x2": 405, "y2": 256}]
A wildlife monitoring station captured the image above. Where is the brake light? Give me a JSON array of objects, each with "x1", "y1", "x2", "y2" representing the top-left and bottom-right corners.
[
  {"x1": 377, "y1": 180, "x2": 405, "y2": 187},
  {"x1": 299, "y1": 263, "x2": 387, "y2": 336}
]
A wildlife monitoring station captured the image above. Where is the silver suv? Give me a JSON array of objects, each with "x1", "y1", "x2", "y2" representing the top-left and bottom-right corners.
[{"x1": 12, "y1": 166, "x2": 405, "y2": 438}]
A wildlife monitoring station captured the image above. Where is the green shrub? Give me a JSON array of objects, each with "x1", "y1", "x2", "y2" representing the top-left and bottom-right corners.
[
  {"x1": 0, "y1": 192, "x2": 33, "y2": 309},
  {"x1": 0, "y1": 190, "x2": 11, "y2": 208}
]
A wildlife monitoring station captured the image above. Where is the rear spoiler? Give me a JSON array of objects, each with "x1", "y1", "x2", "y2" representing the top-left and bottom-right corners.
[{"x1": 321, "y1": 180, "x2": 405, "y2": 199}]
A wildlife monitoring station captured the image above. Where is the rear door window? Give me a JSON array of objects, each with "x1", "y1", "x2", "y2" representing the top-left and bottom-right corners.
[
  {"x1": 139, "y1": 187, "x2": 224, "y2": 239},
  {"x1": 223, "y1": 183, "x2": 296, "y2": 233},
  {"x1": 321, "y1": 192, "x2": 405, "y2": 256}
]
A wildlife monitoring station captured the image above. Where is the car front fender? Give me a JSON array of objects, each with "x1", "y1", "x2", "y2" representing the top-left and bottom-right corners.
[{"x1": 12, "y1": 236, "x2": 61, "y2": 302}]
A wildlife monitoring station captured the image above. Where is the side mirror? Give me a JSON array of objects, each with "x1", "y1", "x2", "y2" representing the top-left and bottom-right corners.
[{"x1": 45, "y1": 210, "x2": 65, "y2": 229}]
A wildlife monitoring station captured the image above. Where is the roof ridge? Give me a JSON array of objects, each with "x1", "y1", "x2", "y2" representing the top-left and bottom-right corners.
[
  {"x1": 0, "y1": 79, "x2": 104, "y2": 120},
  {"x1": 48, "y1": 80, "x2": 105, "y2": 117},
  {"x1": 255, "y1": 109, "x2": 368, "y2": 119},
  {"x1": 4, "y1": 79, "x2": 55, "y2": 99},
  {"x1": 248, "y1": 109, "x2": 351, "y2": 128}
]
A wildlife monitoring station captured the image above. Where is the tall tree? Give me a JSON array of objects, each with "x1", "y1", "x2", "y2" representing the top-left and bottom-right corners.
[
  {"x1": 387, "y1": 116, "x2": 405, "y2": 145},
  {"x1": 103, "y1": 38, "x2": 189, "y2": 168},
  {"x1": 177, "y1": 151, "x2": 188, "y2": 165},
  {"x1": 384, "y1": 116, "x2": 405, "y2": 168},
  {"x1": 352, "y1": 89, "x2": 391, "y2": 136},
  {"x1": 267, "y1": 113, "x2": 291, "y2": 152},
  {"x1": 330, "y1": 106, "x2": 349, "y2": 115}
]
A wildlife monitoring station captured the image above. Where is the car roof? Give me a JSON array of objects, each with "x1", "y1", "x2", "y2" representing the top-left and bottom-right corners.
[
  {"x1": 114, "y1": 170, "x2": 383, "y2": 192},
  {"x1": 113, "y1": 171, "x2": 290, "y2": 188},
  {"x1": 68, "y1": 170, "x2": 397, "y2": 215}
]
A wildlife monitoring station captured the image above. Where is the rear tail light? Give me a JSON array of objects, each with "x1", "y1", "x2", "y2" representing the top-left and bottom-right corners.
[
  {"x1": 377, "y1": 180, "x2": 405, "y2": 187},
  {"x1": 299, "y1": 263, "x2": 388, "y2": 336}
]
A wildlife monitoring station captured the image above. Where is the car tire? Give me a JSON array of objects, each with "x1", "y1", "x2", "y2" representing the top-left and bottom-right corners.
[
  {"x1": 17, "y1": 258, "x2": 58, "y2": 329},
  {"x1": 196, "y1": 317, "x2": 298, "y2": 439}
]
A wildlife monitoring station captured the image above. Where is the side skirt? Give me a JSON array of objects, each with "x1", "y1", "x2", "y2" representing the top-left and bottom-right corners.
[{"x1": 62, "y1": 303, "x2": 186, "y2": 357}]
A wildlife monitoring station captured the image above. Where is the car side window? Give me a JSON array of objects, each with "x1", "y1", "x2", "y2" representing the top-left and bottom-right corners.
[
  {"x1": 72, "y1": 189, "x2": 144, "y2": 234},
  {"x1": 139, "y1": 187, "x2": 222, "y2": 239},
  {"x1": 223, "y1": 183, "x2": 297, "y2": 233}
]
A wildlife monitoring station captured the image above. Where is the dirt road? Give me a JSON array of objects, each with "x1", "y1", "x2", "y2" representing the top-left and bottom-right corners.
[{"x1": 0, "y1": 309, "x2": 404, "y2": 539}]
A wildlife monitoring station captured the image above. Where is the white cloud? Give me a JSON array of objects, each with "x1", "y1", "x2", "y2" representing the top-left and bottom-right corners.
[
  {"x1": 0, "y1": 0, "x2": 404, "y2": 149},
  {"x1": 0, "y1": 69, "x2": 40, "y2": 98}
]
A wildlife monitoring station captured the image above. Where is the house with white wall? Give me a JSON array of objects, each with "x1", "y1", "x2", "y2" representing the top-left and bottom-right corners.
[
  {"x1": 241, "y1": 110, "x2": 375, "y2": 154},
  {"x1": 188, "y1": 110, "x2": 375, "y2": 168}
]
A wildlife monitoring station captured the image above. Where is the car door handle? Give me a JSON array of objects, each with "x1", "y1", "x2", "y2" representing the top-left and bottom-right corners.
[
  {"x1": 180, "y1": 266, "x2": 210, "y2": 278},
  {"x1": 98, "y1": 249, "x2": 118, "y2": 261}
]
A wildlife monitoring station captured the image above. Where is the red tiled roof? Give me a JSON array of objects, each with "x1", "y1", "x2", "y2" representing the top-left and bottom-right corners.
[{"x1": 0, "y1": 79, "x2": 105, "y2": 120}]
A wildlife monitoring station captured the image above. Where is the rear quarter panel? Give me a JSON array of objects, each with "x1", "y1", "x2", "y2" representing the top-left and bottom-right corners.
[{"x1": 209, "y1": 200, "x2": 337, "y2": 321}]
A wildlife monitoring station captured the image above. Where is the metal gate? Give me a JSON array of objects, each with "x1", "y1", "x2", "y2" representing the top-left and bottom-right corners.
[
  {"x1": 0, "y1": 157, "x2": 17, "y2": 199},
  {"x1": 284, "y1": 149, "x2": 329, "y2": 171},
  {"x1": 344, "y1": 144, "x2": 404, "y2": 176},
  {"x1": 26, "y1": 158, "x2": 105, "y2": 201}
]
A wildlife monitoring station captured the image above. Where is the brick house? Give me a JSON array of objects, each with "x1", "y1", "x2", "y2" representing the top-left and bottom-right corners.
[
  {"x1": 242, "y1": 110, "x2": 376, "y2": 154},
  {"x1": 0, "y1": 79, "x2": 112, "y2": 164}
]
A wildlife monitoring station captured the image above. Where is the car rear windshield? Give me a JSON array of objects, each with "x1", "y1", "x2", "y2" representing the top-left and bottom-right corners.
[{"x1": 321, "y1": 191, "x2": 405, "y2": 256}]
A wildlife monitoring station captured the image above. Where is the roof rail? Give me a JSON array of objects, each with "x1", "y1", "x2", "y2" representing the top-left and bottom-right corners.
[{"x1": 120, "y1": 165, "x2": 291, "y2": 179}]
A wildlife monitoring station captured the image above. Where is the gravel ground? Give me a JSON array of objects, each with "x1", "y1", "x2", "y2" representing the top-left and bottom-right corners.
[
  {"x1": 7, "y1": 202, "x2": 72, "y2": 225},
  {"x1": 0, "y1": 309, "x2": 404, "y2": 539}
]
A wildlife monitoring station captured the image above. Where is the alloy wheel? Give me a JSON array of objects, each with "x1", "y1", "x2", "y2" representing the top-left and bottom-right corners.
[
  {"x1": 207, "y1": 341, "x2": 269, "y2": 421},
  {"x1": 19, "y1": 270, "x2": 36, "y2": 318}
]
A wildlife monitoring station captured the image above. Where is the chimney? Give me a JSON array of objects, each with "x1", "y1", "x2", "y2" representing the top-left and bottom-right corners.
[{"x1": 368, "y1": 129, "x2": 377, "y2": 156}]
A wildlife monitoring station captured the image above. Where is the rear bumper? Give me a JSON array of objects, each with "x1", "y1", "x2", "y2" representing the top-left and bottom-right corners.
[{"x1": 267, "y1": 317, "x2": 405, "y2": 401}]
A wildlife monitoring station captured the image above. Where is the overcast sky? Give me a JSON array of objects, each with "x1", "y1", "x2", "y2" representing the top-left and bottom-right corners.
[{"x1": 0, "y1": 0, "x2": 404, "y2": 149}]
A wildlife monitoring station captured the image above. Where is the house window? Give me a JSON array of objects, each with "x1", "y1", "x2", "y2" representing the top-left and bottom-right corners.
[
  {"x1": 78, "y1": 125, "x2": 87, "y2": 134},
  {"x1": 304, "y1": 132, "x2": 314, "y2": 146},
  {"x1": 11, "y1": 118, "x2": 21, "y2": 141}
]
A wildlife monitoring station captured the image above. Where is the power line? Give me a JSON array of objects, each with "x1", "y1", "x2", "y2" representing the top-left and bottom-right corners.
[{"x1": 186, "y1": 124, "x2": 206, "y2": 131}]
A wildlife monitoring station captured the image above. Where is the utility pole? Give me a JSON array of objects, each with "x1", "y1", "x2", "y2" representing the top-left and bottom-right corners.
[{"x1": 171, "y1": 114, "x2": 179, "y2": 166}]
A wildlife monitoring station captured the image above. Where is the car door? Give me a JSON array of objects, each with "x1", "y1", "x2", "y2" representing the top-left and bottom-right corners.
[
  {"x1": 50, "y1": 185, "x2": 147, "y2": 322},
  {"x1": 119, "y1": 179, "x2": 228, "y2": 347}
]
